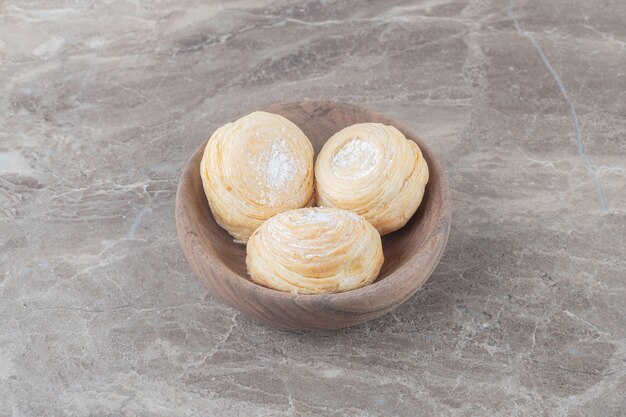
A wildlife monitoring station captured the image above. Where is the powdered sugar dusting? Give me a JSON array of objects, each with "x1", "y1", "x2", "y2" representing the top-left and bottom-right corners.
[
  {"x1": 298, "y1": 208, "x2": 334, "y2": 224},
  {"x1": 331, "y1": 139, "x2": 380, "y2": 179},
  {"x1": 288, "y1": 207, "x2": 359, "y2": 227},
  {"x1": 257, "y1": 137, "x2": 297, "y2": 205}
]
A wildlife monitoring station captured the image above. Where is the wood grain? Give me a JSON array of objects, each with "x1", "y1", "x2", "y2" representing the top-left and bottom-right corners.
[{"x1": 175, "y1": 101, "x2": 451, "y2": 330}]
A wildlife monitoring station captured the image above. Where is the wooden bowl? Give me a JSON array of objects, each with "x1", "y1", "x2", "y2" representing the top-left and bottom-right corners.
[{"x1": 176, "y1": 101, "x2": 450, "y2": 330}]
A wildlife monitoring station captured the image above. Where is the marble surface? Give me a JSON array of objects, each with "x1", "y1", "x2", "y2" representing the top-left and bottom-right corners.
[{"x1": 1, "y1": 0, "x2": 625, "y2": 415}]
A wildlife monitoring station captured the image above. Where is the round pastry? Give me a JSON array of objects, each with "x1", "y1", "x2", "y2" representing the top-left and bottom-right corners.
[
  {"x1": 315, "y1": 123, "x2": 429, "y2": 236},
  {"x1": 246, "y1": 207, "x2": 384, "y2": 294},
  {"x1": 200, "y1": 111, "x2": 315, "y2": 243}
]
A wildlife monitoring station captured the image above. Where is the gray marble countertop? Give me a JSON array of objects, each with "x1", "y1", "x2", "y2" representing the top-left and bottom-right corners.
[{"x1": 1, "y1": 0, "x2": 625, "y2": 416}]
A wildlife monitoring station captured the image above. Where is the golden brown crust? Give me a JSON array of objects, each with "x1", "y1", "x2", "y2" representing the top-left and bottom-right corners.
[
  {"x1": 315, "y1": 123, "x2": 429, "y2": 235},
  {"x1": 246, "y1": 207, "x2": 384, "y2": 294},
  {"x1": 200, "y1": 111, "x2": 315, "y2": 243}
]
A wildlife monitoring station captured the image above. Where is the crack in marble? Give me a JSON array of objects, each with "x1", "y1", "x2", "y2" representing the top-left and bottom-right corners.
[
  {"x1": 507, "y1": 0, "x2": 609, "y2": 215},
  {"x1": 195, "y1": 311, "x2": 240, "y2": 365},
  {"x1": 278, "y1": 355, "x2": 295, "y2": 416},
  {"x1": 277, "y1": 12, "x2": 467, "y2": 28},
  {"x1": 127, "y1": 207, "x2": 151, "y2": 239},
  {"x1": 20, "y1": 302, "x2": 204, "y2": 314},
  {"x1": 556, "y1": 366, "x2": 615, "y2": 378},
  {"x1": 557, "y1": 308, "x2": 608, "y2": 337}
]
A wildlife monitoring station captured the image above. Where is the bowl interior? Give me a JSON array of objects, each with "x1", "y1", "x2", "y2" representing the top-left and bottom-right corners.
[{"x1": 182, "y1": 101, "x2": 446, "y2": 292}]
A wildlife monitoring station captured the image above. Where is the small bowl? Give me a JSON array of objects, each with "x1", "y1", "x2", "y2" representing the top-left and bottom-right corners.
[{"x1": 176, "y1": 101, "x2": 450, "y2": 330}]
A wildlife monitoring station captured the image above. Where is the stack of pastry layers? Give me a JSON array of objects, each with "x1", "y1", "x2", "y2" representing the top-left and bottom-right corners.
[{"x1": 200, "y1": 112, "x2": 429, "y2": 295}]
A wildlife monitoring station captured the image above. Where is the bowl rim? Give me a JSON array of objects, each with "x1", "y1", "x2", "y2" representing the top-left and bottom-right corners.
[{"x1": 176, "y1": 100, "x2": 451, "y2": 307}]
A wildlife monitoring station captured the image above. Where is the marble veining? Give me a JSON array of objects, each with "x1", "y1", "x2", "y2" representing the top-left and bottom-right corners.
[
  {"x1": 1, "y1": 0, "x2": 625, "y2": 416},
  {"x1": 507, "y1": 0, "x2": 609, "y2": 214}
]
